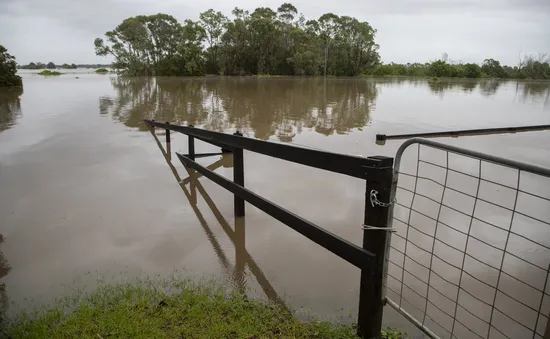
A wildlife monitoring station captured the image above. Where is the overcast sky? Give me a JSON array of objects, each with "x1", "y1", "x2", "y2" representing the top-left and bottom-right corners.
[{"x1": 1, "y1": 0, "x2": 549, "y2": 65}]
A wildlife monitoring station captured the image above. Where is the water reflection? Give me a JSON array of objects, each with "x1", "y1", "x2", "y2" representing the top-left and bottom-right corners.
[
  {"x1": 427, "y1": 80, "x2": 459, "y2": 97},
  {"x1": 425, "y1": 79, "x2": 502, "y2": 97},
  {"x1": 148, "y1": 128, "x2": 286, "y2": 307},
  {"x1": 478, "y1": 79, "x2": 501, "y2": 97},
  {"x1": 516, "y1": 82, "x2": 550, "y2": 108},
  {"x1": 0, "y1": 87, "x2": 23, "y2": 132},
  {"x1": 101, "y1": 77, "x2": 550, "y2": 137},
  {"x1": 102, "y1": 77, "x2": 378, "y2": 141},
  {"x1": 0, "y1": 234, "x2": 11, "y2": 323},
  {"x1": 460, "y1": 81, "x2": 478, "y2": 93}
]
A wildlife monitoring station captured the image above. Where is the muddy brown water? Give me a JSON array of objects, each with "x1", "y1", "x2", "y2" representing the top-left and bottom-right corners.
[{"x1": 1, "y1": 73, "x2": 549, "y2": 337}]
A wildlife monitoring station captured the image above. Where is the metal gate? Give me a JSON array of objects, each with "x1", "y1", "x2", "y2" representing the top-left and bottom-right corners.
[{"x1": 387, "y1": 138, "x2": 550, "y2": 339}]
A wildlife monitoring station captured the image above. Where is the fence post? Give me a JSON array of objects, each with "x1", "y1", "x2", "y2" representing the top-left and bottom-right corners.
[
  {"x1": 165, "y1": 122, "x2": 171, "y2": 161},
  {"x1": 358, "y1": 156, "x2": 395, "y2": 338},
  {"x1": 235, "y1": 216, "x2": 246, "y2": 294},
  {"x1": 188, "y1": 124, "x2": 195, "y2": 161},
  {"x1": 233, "y1": 131, "x2": 245, "y2": 217}
]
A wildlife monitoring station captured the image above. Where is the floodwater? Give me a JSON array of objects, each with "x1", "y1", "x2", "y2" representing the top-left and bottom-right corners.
[{"x1": 1, "y1": 72, "x2": 549, "y2": 337}]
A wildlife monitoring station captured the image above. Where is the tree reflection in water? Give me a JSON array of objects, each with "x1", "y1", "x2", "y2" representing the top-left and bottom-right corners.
[
  {"x1": 100, "y1": 77, "x2": 378, "y2": 142},
  {"x1": 0, "y1": 87, "x2": 23, "y2": 132},
  {"x1": 0, "y1": 234, "x2": 11, "y2": 323},
  {"x1": 100, "y1": 77, "x2": 550, "y2": 138},
  {"x1": 515, "y1": 81, "x2": 550, "y2": 109}
]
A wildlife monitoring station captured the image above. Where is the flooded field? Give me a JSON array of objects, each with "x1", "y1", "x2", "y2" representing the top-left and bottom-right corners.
[{"x1": 1, "y1": 73, "x2": 549, "y2": 337}]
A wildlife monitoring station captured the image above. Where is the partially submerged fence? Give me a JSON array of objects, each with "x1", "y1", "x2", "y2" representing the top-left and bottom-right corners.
[
  {"x1": 389, "y1": 138, "x2": 550, "y2": 339},
  {"x1": 145, "y1": 119, "x2": 396, "y2": 338},
  {"x1": 145, "y1": 120, "x2": 550, "y2": 339}
]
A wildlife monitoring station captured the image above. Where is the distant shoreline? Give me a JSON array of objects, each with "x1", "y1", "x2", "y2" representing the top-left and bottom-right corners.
[{"x1": 15, "y1": 71, "x2": 550, "y2": 83}]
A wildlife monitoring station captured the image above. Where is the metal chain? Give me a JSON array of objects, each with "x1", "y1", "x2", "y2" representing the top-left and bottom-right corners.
[{"x1": 370, "y1": 189, "x2": 396, "y2": 208}]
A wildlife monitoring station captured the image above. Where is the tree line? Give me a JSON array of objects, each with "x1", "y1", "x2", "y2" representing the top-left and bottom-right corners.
[
  {"x1": 371, "y1": 54, "x2": 550, "y2": 79},
  {"x1": 94, "y1": 4, "x2": 380, "y2": 76},
  {"x1": 94, "y1": 4, "x2": 549, "y2": 79},
  {"x1": 18, "y1": 62, "x2": 110, "y2": 70}
]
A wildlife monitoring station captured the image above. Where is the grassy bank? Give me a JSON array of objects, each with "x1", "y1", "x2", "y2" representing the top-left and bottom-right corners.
[{"x1": 3, "y1": 279, "x2": 404, "y2": 338}]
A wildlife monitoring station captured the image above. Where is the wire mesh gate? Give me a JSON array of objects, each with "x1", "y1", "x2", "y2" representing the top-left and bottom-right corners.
[{"x1": 386, "y1": 138, "x2": 550, "y2": 339}]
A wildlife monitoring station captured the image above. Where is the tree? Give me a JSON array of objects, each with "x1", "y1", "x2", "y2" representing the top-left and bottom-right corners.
[
  {"x1": 46, "y1": 62, "x2": 56, "y2": 69},
  {"x1": 199, "y1": 9, "x2": 228, "y2": 74},
  {"x1": 277, "y1": 3, "x2": 297, "y2": 23},
  {"x1": 94, "y1": 6, "x2": 382, "y2": 76},
  {"x1": 248, "y1": 7, "x2": 278, "y2": 74},
  {"x1": 428, "y1": 60, "x2": 452, "y2": 77},
  {"x1": 463, "y1": 63, "x2": 481, "y2": 78},
  {"x1": 481, "y1": 58, "x2": 504, "y2": 78},
  {"x1": 95, "y1": 14, "x2": 205, "y2": 76},
  {"x1": 0, "y1": 45, "x2": 22, "y2": 87},
  {"x1": 519, "y1": 54, "x2": 550, "y2": 79},
  {"x1": 317, "y1": 13, "x2": 339, "y2": 76},
  {"x1": 331, "y1": 16, "x2": 379, "y2": 75}
]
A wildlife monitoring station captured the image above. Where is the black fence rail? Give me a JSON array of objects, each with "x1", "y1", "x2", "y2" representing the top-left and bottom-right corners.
[
  {"x1": 148, "y1": 129, "x2": 287, "y2": 307},
  {"x1": 144, "y1": 119, "x2": 397, "y2": 338},
  {"x1": 376, "y1": 124, "x2": 550, "y2": 143}
]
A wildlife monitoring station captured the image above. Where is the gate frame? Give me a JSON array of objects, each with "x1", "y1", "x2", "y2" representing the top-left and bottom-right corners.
[{"x1": 390, "y1": 137, "x2": 550, "y2": 339}]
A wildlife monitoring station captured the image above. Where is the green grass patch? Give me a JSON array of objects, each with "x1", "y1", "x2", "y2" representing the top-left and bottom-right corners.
[
  {"x1": 95, "y1": 68, "x2": 109, "y2": 74},
  {"x1": 38, "y1": 70, "x2": 61, "y2": 76},
  {"x1": 3, "y1": 278, "x2": 405, "y2": 338}
]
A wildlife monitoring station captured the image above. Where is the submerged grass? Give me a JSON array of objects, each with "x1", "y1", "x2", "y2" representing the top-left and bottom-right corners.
[
  {"x1": 3, "y1": 277, "x2": 404, "y2": 338},
  {"x1": 38, "y1": 70, "x2": 62, "y2": 76}
]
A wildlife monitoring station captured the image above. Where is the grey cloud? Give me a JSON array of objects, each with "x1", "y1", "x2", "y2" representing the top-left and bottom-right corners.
[
  {"x1": 0, "y1": 0, "x2": 548, "y2": 65},
  {"x1": 354, "y1": 0, "x2": 550, "y2": 15}
]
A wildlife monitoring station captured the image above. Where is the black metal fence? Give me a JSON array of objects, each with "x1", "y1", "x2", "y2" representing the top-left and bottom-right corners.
[
  {"x1": 144, "y1": 119, "x2": 396, "y2": 338},
  {"x1": 144, "y1": 120, "x2": 550, "y2": 339}
]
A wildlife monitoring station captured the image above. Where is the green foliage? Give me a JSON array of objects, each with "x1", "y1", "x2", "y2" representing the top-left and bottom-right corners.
[
  {"x1": 38, "y1": 70, "x2": 61, "y2": 76},
  {"x1": 94, "y1": 4, "x2": 380, "y2": 76},
  {"x1": 481, "y1": 58, "x2": 505, "y2": 78},
  {"x1": 3, "y1": 280, "x2": 378, "y2": 338},
  {"x1": 518, "y1": 54, "x2": 550, "y2": 79},
  {"x1": 46, "y1": 62, "x2": 56, "y2": 69},
  {"x1": 463, "y1": 63, "x2": 482, "y2": 78},
  {"x1": 382, "y1": 328, "x2": 405, "y2": 339},
  {"x1": 94, "y1": 14, "x2": 204, "y2": 76},
  {"x1": 368, "y1": 57, "x2": 550, "y2": 80},
  {"x1": 427, "y1": 60, "x2": 454, "y2": 77},
  {"x1": 60, "y1": 63, "x2": 78, "y2": 69},
  {"x1": 95, "y1": 68, "x2": 109, "y2": 74},
  {"x1": 0, "y1": 45, "x2": 23, "y2": 87},
  {"x1": 19, "y1": 62, "x2": 44, "y2": 69},
  {"x1": 19, "y1": 62, "x2": 46, "y2": 69},
  {"x1": 200, "y1": 9, "x2": 228, "y2": 74},
  {"x1": 91, "y1": 7, "x2": 550, "y2": 79}
]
